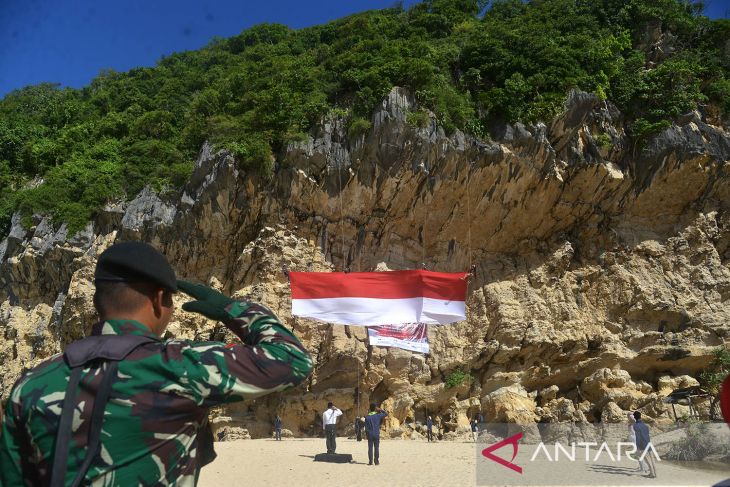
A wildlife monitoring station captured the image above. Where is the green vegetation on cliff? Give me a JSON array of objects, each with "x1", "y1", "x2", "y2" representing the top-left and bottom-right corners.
[{"x1": 1, "y1": 0, "x2": 728, "y2": 236}]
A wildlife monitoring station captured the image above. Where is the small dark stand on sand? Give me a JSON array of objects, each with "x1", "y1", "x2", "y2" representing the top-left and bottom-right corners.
[{"x1": 314, "y1": 453, "x2": 353, "y2": 463}]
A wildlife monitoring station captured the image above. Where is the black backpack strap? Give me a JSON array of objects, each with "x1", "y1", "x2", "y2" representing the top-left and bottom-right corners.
[
  {"x1": 197, "y1": 416, "x2": 217, "y2": 468},
  {"x1": 49, "y1": 367, "x2": 83, "y2": 487},
  {"x1": 69, "y1": 361, "x2": 119, "y2": 487},
  {"x1": 49, "y1": 334, "x2": 157, "y2": 487},
  {"x1": 64, "y1": 334, "x2": 157, "y2": 367}
]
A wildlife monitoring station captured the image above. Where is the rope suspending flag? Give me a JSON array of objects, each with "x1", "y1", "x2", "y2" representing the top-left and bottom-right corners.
[
  {"x1": 367, "y1": 324, "x2": 429, "y2": 354},
  {"x1": 290, "y1": 270, "x2": 468, "y2": 325}
]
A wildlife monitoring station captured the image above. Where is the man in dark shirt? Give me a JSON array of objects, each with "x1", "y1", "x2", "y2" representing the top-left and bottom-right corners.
[
  {"x1": 426, "y1": 416, "x2": 434, "y2": 442},
  {"x1": 274, "y1": 415, "x2": 283, "y2": 441},
  {"x1": 364, "y1": 403, "x2": 388, "y2": 465},
  {"x1": 355, "y1": 416, "x2": 363, "y2": 441},
  {"x1": 633, "y1": 411, "x2": 656, "y2": 478}
]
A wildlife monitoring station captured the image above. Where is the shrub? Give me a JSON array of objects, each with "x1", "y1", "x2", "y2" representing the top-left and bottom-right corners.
[
  {"x1": 445, "y1": 369, "x2": 473, "y2": 389},
  {"x1": 664, "y1": 420, "x2": 730, "y2": 461},
  {"x1": 630, "y1": 118, "x2": 671, "y2": 146},
  {"x1": 227, "y1": 136, "x2": 274, "y2": 174},
  {"x1": 706, "y1": 78, "x2": 730, "y2": 114},
  {"x1": 347, "y1": 117, "x2": 372, "y2": 139},
  {"x1": 595, "y1": 133, "x2": 612, "y2": 150},
  {"x1": 699, "y1": 346, "x2": 730, "y2": 419},
  {"x1": 407, "y1": 110, "x2": 430, "y2": 128}
]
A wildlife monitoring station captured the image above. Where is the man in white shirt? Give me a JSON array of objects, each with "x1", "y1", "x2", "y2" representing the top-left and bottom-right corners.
[{"x1": 322, "y1": 402, "x2": 343, "y2": 453}]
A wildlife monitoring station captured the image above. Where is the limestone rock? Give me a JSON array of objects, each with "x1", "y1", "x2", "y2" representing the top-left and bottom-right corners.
[
  {"x1": 580, "y1": 368, "x2": 648, "y2": 410},
  {"x1": 538, "y1": 385, "x2": 560, "y2": 403},
  {"x1": 1, "y1": 88, "x2": 729, "y2": 438},
  {"x1": 657, "y1": 375, "x2": 701, "y2": 396},
  {"x1": 540, "y1": 397, "x2": 581, "y2": 423},
  {"x1": 481, "y1": 385, "x2": 538, "y2": 424},
  {"x1": 409, "y1": 430, "x2": 424, "y2": 441},
  {"x1": 442, "y1": 431, "x2": 468, "y2": 442},
  {"x1": 601, "y1": 402, "x2": 626, "y2": 423},
  {"x1": 0, "y1": 301, "x2": 56, "y2": 398},
  {"x1": 59, "y1": 259, "x2": 97, "y2": 347},
  {"x1": 120, "y1": 186, "x2": 177, "y2": 233},
  {"x1": 215, "y1": 427, "x2": 252, "y2": 442},
  {"x1": 271, "y1": 428, "x2": 294, "y2": 439},
  {"x1": 386, "y1": 427, "x2": 404, "y2": 439}
]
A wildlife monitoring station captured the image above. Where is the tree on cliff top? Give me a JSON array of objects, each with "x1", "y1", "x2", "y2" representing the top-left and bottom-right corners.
[{"x1": 0, "y1": 0, "x2": 727, "y2": 237}]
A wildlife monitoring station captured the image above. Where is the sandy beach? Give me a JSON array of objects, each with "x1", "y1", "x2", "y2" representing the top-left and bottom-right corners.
[{"x1": 198, "y1": 438, "x2": 730, "y2": 487}]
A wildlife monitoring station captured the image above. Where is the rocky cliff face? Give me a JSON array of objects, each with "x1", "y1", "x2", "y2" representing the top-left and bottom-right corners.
[{"x1": 1, "y1": 88, "x2": 728, "y2": 439}]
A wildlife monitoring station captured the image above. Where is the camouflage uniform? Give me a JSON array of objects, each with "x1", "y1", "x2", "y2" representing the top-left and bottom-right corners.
[{"x1": 0, "y1": 301, "x2": 312, "y2": 486}]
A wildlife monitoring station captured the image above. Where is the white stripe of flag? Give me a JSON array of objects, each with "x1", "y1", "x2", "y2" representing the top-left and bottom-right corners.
[{"x1": 290, "y1": 270, "x2": 468, "y2": 326}]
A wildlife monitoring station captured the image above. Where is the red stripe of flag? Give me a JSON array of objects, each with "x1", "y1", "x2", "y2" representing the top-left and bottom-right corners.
[{"x1": 289, "y1": 270, "x2": 468, "y2": 300}]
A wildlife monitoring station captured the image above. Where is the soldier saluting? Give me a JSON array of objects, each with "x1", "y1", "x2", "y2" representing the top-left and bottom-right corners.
[{"x1": 0, "y1": 241, "x2": 312, "y2": 486}]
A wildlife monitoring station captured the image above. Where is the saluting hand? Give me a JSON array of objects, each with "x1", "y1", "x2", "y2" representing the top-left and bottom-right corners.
[{"x1": 177, "y1": 280, "x2": 236, "y2": 322}]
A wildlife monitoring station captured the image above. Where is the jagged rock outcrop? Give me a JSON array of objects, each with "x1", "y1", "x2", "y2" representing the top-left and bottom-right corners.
[
  {"x1": 1, "y1": 87, "x2": 728, "y2": 439},
  {"x1": 481, "y1": 384, "x2": 538, "y2": 424},
  {"x1": 214, "y1": 426, "x2": 252, "y2": 442}
]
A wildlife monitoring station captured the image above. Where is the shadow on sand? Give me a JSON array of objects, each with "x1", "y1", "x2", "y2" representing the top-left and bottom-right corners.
[
  {"x1": 588, "y1": 464, "x2": 646, "y2": 477},
  {"x1": 297, "y1": 454, "x2": 367, "y2": 465}
]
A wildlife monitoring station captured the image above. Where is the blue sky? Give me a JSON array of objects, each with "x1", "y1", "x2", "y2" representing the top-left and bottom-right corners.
[
  {"x1": 0, "y1": 0, "x2": 728, "y2": 98},
  {"x1": 0, "y1": 0, "x2": 418, "y2": 97}
]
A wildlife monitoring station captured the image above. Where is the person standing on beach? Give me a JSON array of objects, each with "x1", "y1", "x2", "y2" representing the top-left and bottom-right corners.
[
  {"x1": 364, "y1": 403, "x2": 388, "y2": 465},
  {"x1": 633, "y1": 411, "x2": 656, "y2": 478},
  {"x1": 426, "y1": 416, "x2": 434, "y2": 442},
  {"x1": 0, "y1": 241, "x2": 313, "y2": 486},
  {"x1": 471, "y1": 419, "x2": 479, "y2": 442},
  {"x1": 355, "y1": 416, "x2": 363, "y2": 441},
  {"x1": 274, "y1": 415, "x2": 283, "y2": 441},
  {"x1": 322, "y1": 402, "x2": 342, "y2": 453}
]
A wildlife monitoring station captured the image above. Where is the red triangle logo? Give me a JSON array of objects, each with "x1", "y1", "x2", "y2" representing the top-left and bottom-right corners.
[{"x1": 481, "y1": 432, "x2": 523, "y2": 474}]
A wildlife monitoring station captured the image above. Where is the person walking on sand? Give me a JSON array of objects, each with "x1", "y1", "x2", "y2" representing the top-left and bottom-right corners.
[
  {"x1": 426, "y1": 416, "x2": 434, "y2": 442},
  {"x1": 364, "y1": 403, "x2": 388, "y2": 465},
  {"x1": 627, "y1": 412, "x2": 643, "y2": 472},
  {"x1": 322, "y1": 402, "x2": 342, "y2": 453},
  {"x1": 471, "y1": 419, "x2": 479, "y2": 442},
  {"x1": 633, "y1": 411, "x2": 656, "y2": 478}
]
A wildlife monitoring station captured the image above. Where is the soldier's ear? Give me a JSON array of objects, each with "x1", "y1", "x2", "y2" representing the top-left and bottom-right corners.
[{"x1": 151, "y1": 288, "x2": 165, "y2": 318}]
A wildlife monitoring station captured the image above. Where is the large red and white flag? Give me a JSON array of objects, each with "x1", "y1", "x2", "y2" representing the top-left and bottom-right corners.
[
  {"x1": 289, "y1": 270, "x2": 468, "y2": 325},
  {"x1": 367, "y1": 324, "x2": 429, "y2": 354}
]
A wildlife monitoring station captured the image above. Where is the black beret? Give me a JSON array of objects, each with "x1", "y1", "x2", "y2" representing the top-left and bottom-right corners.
[{"x1": 95, "y1": 241, "x2": 177, "y2": 292}]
